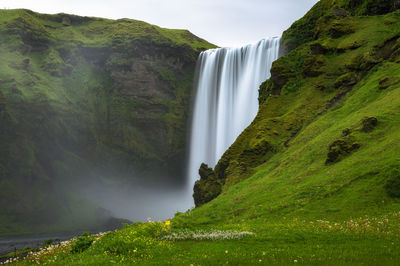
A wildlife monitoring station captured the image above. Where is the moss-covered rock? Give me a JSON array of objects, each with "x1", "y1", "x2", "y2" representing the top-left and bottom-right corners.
[
  {"x1": 334, "y1": 72, "x2": 360, "y2": 88},
  {"x1": 193, "y1": 164, "x2": 222, "y2": 207},
  {"x1": 361, "y1": 117, "x2": 378, "y2": 132},
  {"x1": 346, "y1": 52, "x2": 380, "y2": 71},
  {"x1": 328, "y1": 20, "x2": 355, "y2": 38},
  {"x1": 302, "y1": 55, "x2": 326, "y2": 77},
  {"x1": 270, "y1": 60, "x2": 293, "y2": 93},
  {"x1": 326, "y1": 137, "x2": 361, "y2": 164}
]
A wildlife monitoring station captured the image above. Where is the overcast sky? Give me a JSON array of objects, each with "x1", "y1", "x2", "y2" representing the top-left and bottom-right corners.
[{"x1": 1, "y1": 0, "x2": 319, "y2": 47}]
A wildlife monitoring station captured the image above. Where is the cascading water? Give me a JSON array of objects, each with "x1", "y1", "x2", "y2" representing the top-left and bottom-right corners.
[{"x1": 187, "y1": 37, "x2": 281, "y2": 195}]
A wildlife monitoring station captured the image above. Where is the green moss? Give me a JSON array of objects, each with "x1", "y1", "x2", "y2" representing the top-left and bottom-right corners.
[
  {"x1": 281, "y1": 0, "x2": 400, "y2": 53},
  {"x1": 302, "y1": 54, "x2": 327, "y2": 77}
]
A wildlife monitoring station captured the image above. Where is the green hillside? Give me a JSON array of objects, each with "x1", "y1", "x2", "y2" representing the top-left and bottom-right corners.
[
  {"x1": 4, "y1": 0, "x2": 400, "y2": 265},
  {"x1": 191, "y1": 0, "x2": 400, "y2": 221},
  {"x1": 0, "y1": 9, "x2": 215, "y2": 235}
]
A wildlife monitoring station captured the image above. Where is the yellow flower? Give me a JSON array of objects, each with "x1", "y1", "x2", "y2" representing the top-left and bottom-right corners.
[{"x1": 165, "y1": 220, "x2": 171, "y2": 226}]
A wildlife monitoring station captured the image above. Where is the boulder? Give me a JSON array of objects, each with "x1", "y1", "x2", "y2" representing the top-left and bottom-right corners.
[
  {"x1": 361, "y1": 117, "x2": 378, "y2": 132},
  {"x1": 326, "y1": 137, "x2": 360, "y2": 164}
]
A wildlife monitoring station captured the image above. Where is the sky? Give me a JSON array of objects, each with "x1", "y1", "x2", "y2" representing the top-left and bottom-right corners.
[{"x1": 1, "y1": 0, "x2": 319, "y2": 47}]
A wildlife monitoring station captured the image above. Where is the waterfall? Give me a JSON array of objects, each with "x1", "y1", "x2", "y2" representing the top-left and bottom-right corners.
[{"x1": 187, "y1": 37, "x2": 281, "y2": 193}]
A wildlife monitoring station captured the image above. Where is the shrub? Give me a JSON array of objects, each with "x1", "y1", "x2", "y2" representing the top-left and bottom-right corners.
[
  {"x1": 385, "y1": 168, "x2": 400, "y2": 198},
  {"x1": 70, "y1": 232, "x2": 94, "y2": 254}
]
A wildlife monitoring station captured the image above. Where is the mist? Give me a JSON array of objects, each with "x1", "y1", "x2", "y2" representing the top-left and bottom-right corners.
[{"x1": 76, "y1": 174, "x2": 193, "y2": 222}]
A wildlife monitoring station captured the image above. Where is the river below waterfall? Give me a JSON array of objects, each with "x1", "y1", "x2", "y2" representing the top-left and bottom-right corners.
[{"x1": 0, "y1": 233, "x2": 77, "y2": 258}]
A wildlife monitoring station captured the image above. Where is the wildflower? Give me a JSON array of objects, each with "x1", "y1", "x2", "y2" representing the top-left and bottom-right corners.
[
  {"x1": 165, "y1": 220, "x2": 171, "y2": 226},
  {"x1": 225, "y1": 250, "x2": 228, "y2": 254},
  {"x1": 294, "y1": 259, "x2": 298, "y2": 263}
]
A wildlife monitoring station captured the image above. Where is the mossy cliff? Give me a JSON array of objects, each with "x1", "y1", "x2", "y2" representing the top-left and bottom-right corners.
[
  {"x1": 191, "y1": 0, "x2": 400, "y2": 226},
  {"x1": 0, "y1": 9, "x2": 215, "y2": 234}
]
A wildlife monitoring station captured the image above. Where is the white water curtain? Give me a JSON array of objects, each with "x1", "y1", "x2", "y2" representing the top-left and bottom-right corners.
[{"x1": 188, "y1": 37, "x2": 281, "y2": 192}]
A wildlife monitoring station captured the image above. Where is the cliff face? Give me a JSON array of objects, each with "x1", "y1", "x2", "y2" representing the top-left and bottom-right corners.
[
  {"x1": 0, "y1": 9, "x2": 215, "y2": 234},
  {"x1": 192, "y1": 0, "x2": 400, "y2": 212}
]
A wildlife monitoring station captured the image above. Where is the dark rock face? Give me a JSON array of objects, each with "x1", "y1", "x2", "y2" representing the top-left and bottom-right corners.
[
  {"x1": 361, "y1": 117, "x2": 378, "y2": 132},
  {"x1": 193, "y1": 164, "x2": 222, "y2": 207}
]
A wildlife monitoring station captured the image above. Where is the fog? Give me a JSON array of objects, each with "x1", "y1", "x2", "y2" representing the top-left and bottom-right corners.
[{"x1": 78, "y1": 177, "x2": 193, "y2": 222}]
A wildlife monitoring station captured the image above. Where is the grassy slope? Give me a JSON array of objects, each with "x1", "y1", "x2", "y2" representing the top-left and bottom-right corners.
[
  {"x1": 7, "y1": 1, "x2": 400, "y2": 265},
  {"x1": 0, "y1": 9, "x2": 215, "y2": 235}
]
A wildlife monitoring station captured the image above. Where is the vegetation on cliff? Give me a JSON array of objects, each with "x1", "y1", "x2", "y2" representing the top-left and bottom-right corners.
[{"x1": 0, "y1": 9, "x2": 215, "y2": 235}]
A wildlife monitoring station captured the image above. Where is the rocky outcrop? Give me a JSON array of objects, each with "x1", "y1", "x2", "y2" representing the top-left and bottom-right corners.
[
  {"x1": 193, "y1": 164, "x2": 222, "y2": 207},
  {"x1": 326, "y1": 137, "x2": 361, "y2": 164}
]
